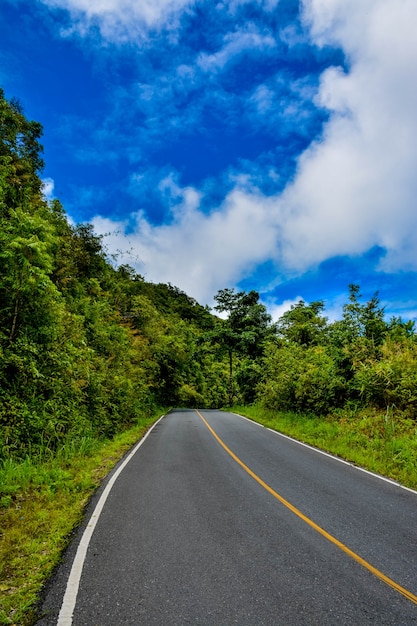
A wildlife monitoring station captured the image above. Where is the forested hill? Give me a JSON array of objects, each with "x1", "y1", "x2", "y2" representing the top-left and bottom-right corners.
[
  {"x1": 2, "y1": 88, "x2": 417, "y2": 463},
  {"x1": 0, "y1": 88, "x2": 229, "y2": 459}
]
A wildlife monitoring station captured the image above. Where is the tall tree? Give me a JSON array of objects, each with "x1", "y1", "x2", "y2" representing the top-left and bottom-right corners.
[
  {"x1": 276, "y1": 299, "x2": 327, "y2": 347},
  {"x1": 0, "y1": 88, "x2": 44, "y2": 212},
  {"x1": 213, "y1": 288, "x2": 272, "y2": 405}
]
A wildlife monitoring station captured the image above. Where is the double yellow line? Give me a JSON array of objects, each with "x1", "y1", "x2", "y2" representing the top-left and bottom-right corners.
[{"x1": 196, "y1": 410, "x2": 417, "y2": 606}]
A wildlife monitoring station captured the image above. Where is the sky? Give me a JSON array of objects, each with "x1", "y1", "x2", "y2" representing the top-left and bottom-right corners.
[{"x1": 1, "y1": 0, "x2": 417, "y2": 322}]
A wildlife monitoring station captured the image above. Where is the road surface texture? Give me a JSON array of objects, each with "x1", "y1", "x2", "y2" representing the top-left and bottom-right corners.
[{"x1": 38, "y1": 409, "x2": 417, "y2": 625}]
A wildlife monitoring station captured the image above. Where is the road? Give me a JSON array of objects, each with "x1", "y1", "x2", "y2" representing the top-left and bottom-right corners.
[{"x1": 38, "y1": 409, "x2": 417, "y2": 625}]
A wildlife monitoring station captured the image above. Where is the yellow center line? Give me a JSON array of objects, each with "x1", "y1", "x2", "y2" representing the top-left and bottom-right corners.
[{"x1": 195, "y1": 409, "x2": 417, "y2": 606}]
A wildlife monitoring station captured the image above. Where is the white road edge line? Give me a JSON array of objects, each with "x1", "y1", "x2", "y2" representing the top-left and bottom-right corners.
[
  {"x1": 57, "y1": 414, "x2": 166, "y2": 626},
  {"x1": 232, "y1": 412, "x2": 417, "y2": 496}
]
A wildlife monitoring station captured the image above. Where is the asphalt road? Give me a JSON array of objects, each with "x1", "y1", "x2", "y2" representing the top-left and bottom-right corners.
[{"x1": 38, "y1": 409, "x2": 417, "y2": 625}]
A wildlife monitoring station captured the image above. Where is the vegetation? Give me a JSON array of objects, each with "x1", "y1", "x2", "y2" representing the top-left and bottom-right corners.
[
  {"x1": 258, "y1": 289, "x2": 417, "y2": 421},
  {"x1": 211, "y1": 288, "x2": 273, "y2": 404},
  {"x1": 0, "y1": 416, "x2": 160, "y2": 626},
  {"x1": 0, "y1": 88, "x2": 227, "y2": 463},
  {"x1": 1, "y1": 88, "x2": 417, "y2": 623}
]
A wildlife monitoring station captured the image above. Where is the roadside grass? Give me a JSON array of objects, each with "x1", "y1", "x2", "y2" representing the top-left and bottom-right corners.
[
  {"x1": 0, "y1": 413, "x2": 163, "y2": 626},
  {"x1": 231, "y1": 404, "x2": 417, "y2": 490}
]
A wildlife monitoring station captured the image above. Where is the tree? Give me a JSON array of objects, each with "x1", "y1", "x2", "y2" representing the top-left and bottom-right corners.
[
  {"x1": 387, "y1": 316, "x2": 415, "y2": 341},
  {"x1": 0, "y1": 206, "x2": 59, "y2": 345},
  {"x1": 276, "y1": 300, "x2": 327, "y2": 347},
  {"x1": 337, "y1": 284, "x2": 387, "y2": 346},
  {"x1": 325, "y1": 285, "x2": 388, "y2": 390},
  {"x1": 212, "y1": 288, "x2": 272, "y2": 405},
  {"x1": 0, "y1": 89, "x2": 44, "y2": 212}
]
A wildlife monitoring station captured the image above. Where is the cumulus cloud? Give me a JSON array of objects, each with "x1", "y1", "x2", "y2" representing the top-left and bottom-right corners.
[
  {"x1": 92, "y1": 177, "x2": 278, "y2": 303},
  {"x1": 276, "y1": 0, "x2": 417, "y2": 273},
  {"x1": 61, "y1": 0, "x2": 417, "y2": 306}
]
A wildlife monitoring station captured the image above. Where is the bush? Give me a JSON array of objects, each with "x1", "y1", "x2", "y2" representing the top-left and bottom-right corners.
[
  {"x1": 352, "y1": 337, "x2": 417, "y2": 417},
  {"x1": 259, "y1": 343, "x2": 345, "y2": 415}
]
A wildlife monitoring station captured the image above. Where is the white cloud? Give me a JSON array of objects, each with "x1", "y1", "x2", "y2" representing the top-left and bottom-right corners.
[
  {"x1": 88, "y1": 0, "x2": 417, "y2": 306},
  {"x1": 275, "y1": 0, "x2": 417, "y2": 273},
  {"x1": 279, "y1": 23, "x2": 308, "y2": 47},
  {"x1": 197, "y1": 26, "x2": 276, "y2": 73},
  {"x1": 217, "y1": 0, "x2": 279, "y2": 14},
  {"x1": 92, "y1": 178, "x2": 278, "y2": 303},
  {"x1": 41, "y1": 177, "x2": 55, "y2": 200},
  {"x1": 40, "y1": 0, "x2": 194, "y2": 41},
  {"x1": 249, "y1": 84, "x2": 275, "y2": 115},
  {"x1": 245, "y1": 74, "x2": 320, "y2": 139},
  {"x1": 158, "y1": 174, "x2": 201, "y2": 217},
  {"x1": 267, "y1": 297, "x2": 305, "y2": 323}
]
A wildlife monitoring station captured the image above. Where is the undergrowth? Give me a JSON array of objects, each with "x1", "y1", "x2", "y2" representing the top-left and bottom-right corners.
[{"x1": 0, "y1": 413, "x2": 163, "y2": 626}]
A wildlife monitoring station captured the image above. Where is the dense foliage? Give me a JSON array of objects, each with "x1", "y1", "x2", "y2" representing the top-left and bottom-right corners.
[
  {"x1": 1, "y1": 88, "x2": 416, "y2": 461},
  {"x1": 0, "y1": 89, "x2": 229, "y2": 459},
  {"x1": 259, "y1": 289, "x2": 417, "y2": 420}
]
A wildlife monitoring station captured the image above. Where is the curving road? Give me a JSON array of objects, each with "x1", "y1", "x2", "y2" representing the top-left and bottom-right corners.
[{"x1": 38, "y1": 409, "x2": 417, "y2": 625}]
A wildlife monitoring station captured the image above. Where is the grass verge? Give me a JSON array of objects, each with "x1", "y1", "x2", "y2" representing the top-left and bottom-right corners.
[
  {"x1": 0, "y1": 412, "x2": 163, "y2": 626},
  {"x1": 231, "y1": 404, "x2": 417, "y2": 490}
]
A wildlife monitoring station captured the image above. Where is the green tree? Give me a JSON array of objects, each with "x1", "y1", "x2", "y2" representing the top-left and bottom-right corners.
[
  {"x1": 325, "y1": 285, "x2": 388, "y2": 399},
  {"x1": 276, "y1": 299, "x2": 327, "y2": 346},
  {"x1": 334, "y1": 284, "x2": 387, "y2": 346},
  {"x1": 387, "y1": 316, "x2": 415, "y2": 341},
  {"x1": 0, "y1": 89, "x2": 44, "y2": 212},
  {"x1": 212, "y1": 288, "x2": 273, "y2": 405},
  {"x1": 0, "y1": 207, "x2": 59, "y2": 344}
]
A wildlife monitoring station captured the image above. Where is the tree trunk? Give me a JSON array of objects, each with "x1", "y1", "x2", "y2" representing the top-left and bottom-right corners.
[
  {"x1": 9, "y1": 296, "x2": 19, "y2": 342},
  {"x1": 228, "y1": 348, "x2": 233, "y2": 406}
]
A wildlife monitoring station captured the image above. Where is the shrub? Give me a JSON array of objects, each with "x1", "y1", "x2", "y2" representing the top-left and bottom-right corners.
[
  {"x1": 259, "y1": 342, "x2": 345, "y2": 414},
  {"x1": 352, "y1": 337, "x2": 417, "y2": 417}
]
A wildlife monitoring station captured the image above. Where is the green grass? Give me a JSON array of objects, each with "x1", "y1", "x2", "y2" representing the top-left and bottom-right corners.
[
  {"x1": 231, "y1": 404, "x2": 417, "y2": 490},
  {"x1": 0, "y1": 413, "x2": 163, "y2": 626}
]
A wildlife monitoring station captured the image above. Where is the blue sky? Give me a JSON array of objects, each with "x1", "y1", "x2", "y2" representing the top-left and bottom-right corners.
[{"x1": 1, "y1": 0, "x2": 417, "y2": 321}]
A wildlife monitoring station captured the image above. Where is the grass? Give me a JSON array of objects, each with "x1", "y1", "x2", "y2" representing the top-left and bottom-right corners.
[
  {"x1": 231, "y1": 403, "x2": 417, "y2": 490},
  {"x1": 0, "y1": 412, "x2": 163, "y2": 626}
]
